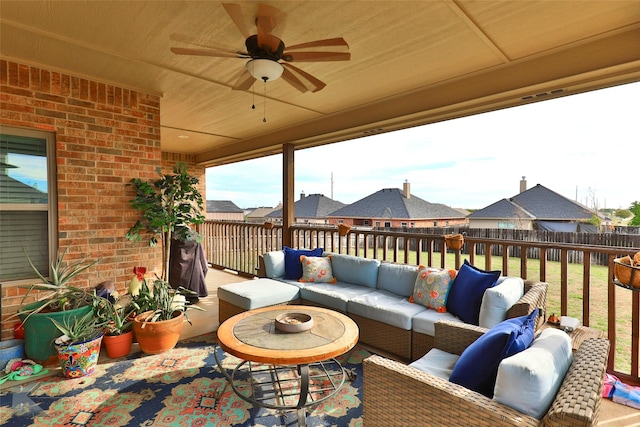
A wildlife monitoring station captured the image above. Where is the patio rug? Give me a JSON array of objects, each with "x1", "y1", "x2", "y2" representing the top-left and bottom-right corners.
[{"x1": 0, "y1": 334, "x2": 367, "y2": 427}]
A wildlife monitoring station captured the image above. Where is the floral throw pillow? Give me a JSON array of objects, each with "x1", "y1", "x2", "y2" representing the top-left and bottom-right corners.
[
  {"x1": 299, "y1": 255, "x2": 337, "y2": 283},
  {"x1": 410, "y1": 266, "x2": 457, "y2": 312}
]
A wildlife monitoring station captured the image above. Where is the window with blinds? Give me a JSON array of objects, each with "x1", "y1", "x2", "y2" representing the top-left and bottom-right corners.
[{"x1": 0, "y1": 127, "x2": 56, "y2": 281}]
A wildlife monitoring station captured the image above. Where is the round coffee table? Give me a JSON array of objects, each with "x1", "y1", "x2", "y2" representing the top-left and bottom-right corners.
[{"x1": 216, "y1": 305, "x2": 359, "y2": 426}]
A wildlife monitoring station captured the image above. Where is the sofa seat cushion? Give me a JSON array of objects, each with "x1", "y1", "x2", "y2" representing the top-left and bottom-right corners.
[
  {"x1": 376, "y1": 262, "x2": 419, "y2": 297},
  {"x1": 479, "y1": 276, "x2": 525, "y2": 329},
  {"x1": 327, "y1": 253, "x2": 381, "y2": 288},
  {"x1": 409, "y1": 348, "x2": 460, "y2": 380},
  {"x1": 218, "y1": 278, "x2": 300, "y2": 310},
  {"x1": 494, "y1": 328, "x2": 573, "y2": 419},
  {"x1": 412, "y1": 309, "x2": 463, "y2": 336},
  {"x1": 347, "y1": 290, "x2": 427, "y2": 330},
  {"x1": 449, "y1": 309, "x2": 538, "y2": 398},
  {"x1": 300, "y1": 281, "x2": 376, "y2": 312}
]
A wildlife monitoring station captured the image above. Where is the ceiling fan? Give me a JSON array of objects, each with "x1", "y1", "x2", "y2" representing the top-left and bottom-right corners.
[{"x1": 170, "y1": 3, "x2": 350, "y2": 93}]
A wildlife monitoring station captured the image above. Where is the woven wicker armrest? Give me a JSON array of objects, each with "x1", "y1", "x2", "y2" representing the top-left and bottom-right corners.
[
  {"x1": 362, "y1": 354, "x2": 540, "y2": 427},
  {"x1": 257, "y1": 255, "x2": 267, "y2": 277},
  {"x1": 507, "y1": 280, "x2": 548, "y2": 329},
  {"x1": 542, "y1": 337, "x2": 610, "y2": 427},
  {"x1": 433, "y1": 320, "x2": 486, "y2": 355}
]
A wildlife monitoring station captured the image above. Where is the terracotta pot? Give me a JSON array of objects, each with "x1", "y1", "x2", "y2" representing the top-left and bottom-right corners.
[
  {"x1": 133, "y1": 311, "x2": 184, "y2": 355},
  {"x1": 55, "y1": 334, "x2": 103, "y2": 378},
  {"x1": 103, "y1": 330, "x2": 134, "y2": 358}
]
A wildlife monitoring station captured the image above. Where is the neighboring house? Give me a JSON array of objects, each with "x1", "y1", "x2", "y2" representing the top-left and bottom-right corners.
[
  {"x1": 206, "y1": 200, "x2": 244, "y2": 221},
  {"x1": 246, "y1": 205, "x2": 280, "y2": 223},
  {"x1": 267, "y1": 193, "x2": 346, "y2": 224},
  {"x1": 327, "y1": 182, "x2": 467, "y2": 228},
  {"x1": 468, "y1": 180, "x2": 598, "y2": 231}
]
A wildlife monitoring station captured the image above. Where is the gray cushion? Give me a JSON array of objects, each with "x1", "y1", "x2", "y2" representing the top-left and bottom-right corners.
[
  {"x1": 412, "y1": 308, "x2": 462, "y2": 336},
  {"x1": 347, "y1": 290, "x2": 427, "y2": 330},
  {"x1": 217, "y1": 278, "x2": 299, "y2": 310},
  {"x1": 300, "y1": 281, "x2": 375, "y2": 312},
  {"x1": 262, "y1": 250, "x2": 285, "y2": 278},
  {"x1": 409, "y1": 348, "x2": 460, "y2": 379},
  {"x1": 327, "y1": 253, "x2": 380, "y2": 288},
  {"x1": 376, "y1": 262, "x2": 419, "y2": 297}
]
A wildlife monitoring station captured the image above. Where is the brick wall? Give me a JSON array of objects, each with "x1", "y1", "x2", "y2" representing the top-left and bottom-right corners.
[{"x1": 0, "y1": 60, "x2": 205, "y2": 339}]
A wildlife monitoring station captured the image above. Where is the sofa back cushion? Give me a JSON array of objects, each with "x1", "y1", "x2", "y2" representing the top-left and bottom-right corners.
[
  {"x1": 283, "y1": 247, "x2": 324, "y2": 280},
  {"x1": 479, "y1": 276, "x2": 525, "y2": 329},
  {"x1": 328, "y1": 253, "x2": 380, "y2": 288},
  {"x1": 262, "y1": 250, "x2": 286, "y2": 278},
  {"x1": 494, "y1": 328, "x2": 573, "y2": 419},
  {"x1": 377, "y1": 262, "x2": 419, "y2": 297},
  {"x1": 449, "y1": 308, "x2": 538, "y2": 398}
]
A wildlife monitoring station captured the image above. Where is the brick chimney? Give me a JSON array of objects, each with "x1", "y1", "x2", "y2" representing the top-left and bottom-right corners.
[
  {"x1": 520, "y1": 176, "x2": 527, "y2": 193},
  {"x1": 403, "y1": 180, "x2": 410, "y2": 199}
]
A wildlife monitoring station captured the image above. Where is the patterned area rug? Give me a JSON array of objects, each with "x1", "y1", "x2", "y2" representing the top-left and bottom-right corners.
[{"x1": 0, "y1": 334, "x2": 367, "y2": 427}]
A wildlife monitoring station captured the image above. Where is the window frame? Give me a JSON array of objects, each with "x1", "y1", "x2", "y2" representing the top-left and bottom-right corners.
[{"x1": 0, "y1": 126, "x2": 57, "y2": 285}]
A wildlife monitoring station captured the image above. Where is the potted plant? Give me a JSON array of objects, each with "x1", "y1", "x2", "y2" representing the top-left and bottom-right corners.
[
  {"x1": 51, "y1": 310, "x2": 105, "y2": 378},
  {"x1": 14, "y1": 249, "x2": 100, "y2": 364},
  {"x1": 130, "y1": 276, "x2": 203, "y2": 355},
  {"x1": 95, "y1": 296, "x2": 136, "y2": 358},
  {"x1": 125, "y1": 162, "x2": 205, "y2": 282}
]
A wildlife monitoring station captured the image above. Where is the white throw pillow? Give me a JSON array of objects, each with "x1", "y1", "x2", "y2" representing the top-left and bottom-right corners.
[
  {"x1": 493, "y1": 328, "x2": 573, "y2": 419},
  {"x1": 478, "y1": 276, "x2": 524, "y2": 329}
]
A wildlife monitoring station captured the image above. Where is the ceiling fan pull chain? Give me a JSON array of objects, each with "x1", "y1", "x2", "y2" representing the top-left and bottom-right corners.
[{"x1": 263, "y1": 79, "x2": 267, "y2": 123}]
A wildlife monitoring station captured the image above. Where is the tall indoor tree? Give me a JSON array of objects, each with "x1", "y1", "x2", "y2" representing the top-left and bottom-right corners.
[{"x1": 126, "y1": 163, "x2": 205, "y2": 281}]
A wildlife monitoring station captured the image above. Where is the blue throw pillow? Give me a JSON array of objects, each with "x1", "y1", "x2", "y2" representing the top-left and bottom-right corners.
[
  {"x1": 449, "y1": 308, "x2": 538, "y2": 398},
  {"x1": 446, "y1": 260, "x2": 500, "y2": 325},
  {"x1": 283, "y1": 246, "x2": 323, "y2": 280}
]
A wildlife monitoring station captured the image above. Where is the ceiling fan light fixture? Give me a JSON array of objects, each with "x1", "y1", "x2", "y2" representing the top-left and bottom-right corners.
[{"x1": 247, "y1": 59, "x2": 283, "y2": 82}]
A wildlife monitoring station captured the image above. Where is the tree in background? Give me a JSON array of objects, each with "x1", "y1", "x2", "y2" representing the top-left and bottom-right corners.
[
  {"x1": 630, "y1": 201, "x2": 640, "y2": 226},
  {"x1": 615, "y1": 209, "x2": 632, "y2": 220}
]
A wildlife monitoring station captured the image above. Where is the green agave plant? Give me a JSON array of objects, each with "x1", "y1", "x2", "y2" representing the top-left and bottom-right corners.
[
  {"x1": 17, "y1": 248, "x2": 100, "y2": 323},
  {"x1": 131, "y1": 277, "x2": 203, "y2": 325},
  {"x1": 50, "y1": 310, "x2": 105, "y2": 346}
]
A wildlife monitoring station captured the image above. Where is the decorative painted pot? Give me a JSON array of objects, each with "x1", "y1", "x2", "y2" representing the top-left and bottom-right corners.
[
  {"x1": 102, "y1": 330, "x2": 134, "y2": 359},
  {"x1": 55, "y1": 334, "x2": 103, "y2": 378},
  {"x1": 19, "y1": 302, "x2": 93, "y2": 365},
  {"x1": 133, "y1": 311, "x2": 184, "y2": 355}
]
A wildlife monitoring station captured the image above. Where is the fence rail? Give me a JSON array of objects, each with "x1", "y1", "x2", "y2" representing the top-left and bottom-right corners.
[{"x1": 201, "y1": 220, "x2": 640, "y2": 385}]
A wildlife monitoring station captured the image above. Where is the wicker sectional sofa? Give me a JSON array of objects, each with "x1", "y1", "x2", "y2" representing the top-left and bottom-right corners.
[
  {"x1": 363, "y1": 320, "x2": 610, "y2": 427},
  {"x1": 218, "y1": 249, "x2": 548, "y2": 361}
]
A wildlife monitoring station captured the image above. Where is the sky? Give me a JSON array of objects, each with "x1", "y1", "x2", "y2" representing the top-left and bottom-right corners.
[{"x1": 206, "y1": 81, "x2": 639, "y2": 212}]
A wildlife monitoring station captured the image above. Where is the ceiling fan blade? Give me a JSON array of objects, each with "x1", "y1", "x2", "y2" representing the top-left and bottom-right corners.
[
  {"x1": 231, "y1": 68, "x2": 256, "y2": 91},
  {"x1": 223, "y1": 3, "x2": 251, "y2": 39},
  {"x1": 283, "y1": 52, "x2": 351, "y2": 62},
  {"x1": 170, "y1": 47, "x2": 245, "y2": 58},
  {"x1": 282, "y1": 63, "x2": 326, "y2": 92},
  {"x1": 281, "y1": 67, "x2": 309, "y2": 93},
  {"x1": 169, "y1": 33, "x2": 241, "y2": 55},
  {"x1": 285, "y1": 37, "x2": 349, "y2": 51},
  {"x1": 256, "y1": 3, "x2": 286, "y2": 53}
]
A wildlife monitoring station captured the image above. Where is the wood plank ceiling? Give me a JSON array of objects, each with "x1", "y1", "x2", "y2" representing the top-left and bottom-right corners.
[{"x1": 1, "y1": 1, "x2": 639, "y2": 166}]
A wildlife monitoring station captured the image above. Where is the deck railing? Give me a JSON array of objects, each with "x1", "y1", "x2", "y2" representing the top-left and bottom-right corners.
[{"x1": 201, "y1": 220, "x2": 640, "y2": 384}]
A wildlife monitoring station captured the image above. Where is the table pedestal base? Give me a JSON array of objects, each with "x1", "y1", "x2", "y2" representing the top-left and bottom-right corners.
[{"x1": 215, "y1": 347, "x2": 347, "y2": 426}]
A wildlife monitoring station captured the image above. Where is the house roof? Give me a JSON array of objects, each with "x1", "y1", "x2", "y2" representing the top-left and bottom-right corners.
[
  {"x1": 269, "y1": 194, "x2": 346, "y2": 219},
  {"x1": 246, "y1": 206, "x2": 278, "y2": 219},
  {"x1": 469, "y1": 184, "x2": 594, "y2": 220},
  {"x1": 206, "y1": 200, "x2": 243, "y2": 214},
  {"x1": 328, "y1": 188, "x2": 466, "y2": 220}
]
